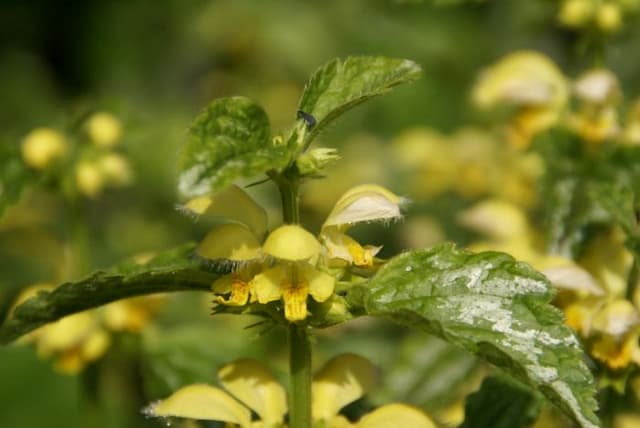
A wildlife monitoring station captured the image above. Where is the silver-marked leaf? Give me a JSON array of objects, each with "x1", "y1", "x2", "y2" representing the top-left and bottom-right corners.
[
  {"x1": 0, "y1": 244, "x2": 220, "y2": 344},
  {"x1": 298, "y1": 56, "x2": 422, "y2": 142},
  {"x1": 179, "y1": 96, "x2": 288, "y2": 197},
  {"x1": 364, "y1": 244, "x2": 599, "y2": 428}
]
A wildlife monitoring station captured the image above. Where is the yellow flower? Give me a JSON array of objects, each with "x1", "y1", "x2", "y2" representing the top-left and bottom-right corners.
[
  {"x1": 312, "y1": 355, "x2": 436, "y2": 427},
  {"x1": 87, "y1": 112, "x2": 122, "y2": 148},
  {"x1": 252, "y1": 225, "x2": 334, "y2": 322},
  {"x1": 191, "y1": 184, "x2": 402, "y2": 322},
  {"x1": 147, "y1": 354, "x2": 436, "y2": 428},
  {"x1": 558, "y1": 0, "x2": 595, "y2": 28},
  {"x1": 13, "y1": 283, "x2": 164, "y2": 374},
  {"x1": 569, "y1": 69, "x2": 621, "y2": 145},
  {"x1": 147, "y1": 359, "x2": 286, "y2": 428},
  {"x1": 21, "y1": 128, "x2": 67, "y2": 170},
  {"x1": 97, "y1": 153, "x2": 133, "y2": 186},
  {"x1": 472, "y1": 51, "x2": 569, "y2": 149},
  {"x1": 596, "y1": 2, "x2": 623, "y2": 32},
  {"x1": 75, "y1": 160, "x2": 105, "y2": 198},
  {"x1": 590, "y1": 299, "x2": 640, "y2": 370},
  {"x1": 198, "y1": 223, "x2": 263, "y2": 306},
  {"x1": 12, "y1": 284, "x2": 110, "y2": 374},
  {"x1": 103, "y1": 295, "x2": 165, "y2": 332},
  {"x1": 320, "y1": 184, "x2": 404, "y2": 267}
]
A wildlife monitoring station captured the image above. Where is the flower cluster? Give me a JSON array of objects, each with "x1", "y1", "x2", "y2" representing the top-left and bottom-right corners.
[
  {"x1": 21, "y1": 111, "x2": 132, "y2": 199},
  {"x1": 472, "y1": 50, "x2": 640, "y2": 149},
  {"x1": 180, "y1": 184, "x2": 404, "y2": 324},
  {"x1": 558, "y1": 0, "x2": 640, "y2": 34},
  {"x1": 146, "y1": 354, "x2": 436, "y2": 428}
]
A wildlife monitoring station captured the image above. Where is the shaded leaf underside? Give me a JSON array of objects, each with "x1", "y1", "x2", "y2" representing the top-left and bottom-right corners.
[{"x1": 364, "y1": 244, "x2": 599, "y2": 428}]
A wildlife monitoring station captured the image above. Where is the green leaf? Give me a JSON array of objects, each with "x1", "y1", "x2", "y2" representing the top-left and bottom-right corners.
[
  {"x1": 298, "y1": 56, "x2": 422, "y2": 143},
  {"x1": 178, "y1": 96, "x2": 287, "y2": 197},
  {"x1": 0, "y1": 244, "x2": 220, "y2": 344},
  {"x1": 460, "y1": 375, "x2": 542, "y2": 428},
  {"x1": 141, "y1": 322, "x2": 265, "y2": 398},
  {"x1": 364, "y1": 244, "x2": 600, "y2": 428},
  {"x1": 377, "y1": 333, "x2": 480, "y2": 411},
  {"x1": 535, "y1": 131, "x2": 640, "y2": 258}
]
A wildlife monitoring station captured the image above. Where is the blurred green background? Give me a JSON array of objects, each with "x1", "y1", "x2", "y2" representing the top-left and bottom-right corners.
[{"x1": 2, "y1": 1, "x2": 640, "y2": 427}]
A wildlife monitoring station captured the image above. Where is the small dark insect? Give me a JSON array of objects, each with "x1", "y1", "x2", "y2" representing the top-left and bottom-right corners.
[{"x1": 296, "y1": 110, "x2": 316, "y2": 129}]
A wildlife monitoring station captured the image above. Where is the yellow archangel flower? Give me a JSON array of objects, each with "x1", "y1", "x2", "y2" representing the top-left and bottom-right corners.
[
  {"x1": 21, "y1": 128, "x2": 68, "y2": 170},
  {"x1": 569, "y1": 69, "x2": 622, "y2": 145},
  {"x1": 13, "y1": 283, "x2": 165, "y2": 374},
  {"x1": 189, "y1": 184, "x2": 404, "y2": 322},
  {"x1": 12, "y1": 284, "x2": 110, "y2": 374},
  {"x1": 472, "y1": 51, "x2": 569, "y2": 149},
  {"x1": 146, "y1": 354, "x2": 436, "y2": 428},
  {"x1": 320, "y1": 184, "x2": 405, "y2": 267},
  {"x1": 589, "y1": 299, "x2": 640, "y2": 370},
  {"x1": 251, "y1": 225, "x2": 335, "y2": 322}
]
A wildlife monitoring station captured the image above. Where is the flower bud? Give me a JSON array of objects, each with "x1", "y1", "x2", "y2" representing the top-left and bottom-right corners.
[
  {"x1": 97, "y1": 153, "x2": 132, "y2": 186},
  {"x1": 75, "y1": 161, "x2": 104, "y2": 198},
  {"x1": 21, "y1": 128, "x2": 67, "y2": 170},
  {"x1": 87, "y1": 112, "x2": 122, "y2": 148},
  {"x1": 295, "y1": 148, "x2": 340, "y2": 175},
  {"x1": 596, "y1": 2, "x2": 622, "y2": 33},
  {"x1": 558, "y1": 0, "x2": 594, "y2": 28}
]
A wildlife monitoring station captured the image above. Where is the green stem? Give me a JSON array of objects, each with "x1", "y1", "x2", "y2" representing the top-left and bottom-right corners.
[
  {"x1": 275, "y1": 173, "x2": 300, "y2": 224},
  {"x1": 274, "y1": 171, "x2": 311, "y2": 427},
  {"x1": 289, "y1": 324, "x2": 312, "y2": 428},
  {"x1": 80, "y1": 361, "x2": 104, "y2": 428}
]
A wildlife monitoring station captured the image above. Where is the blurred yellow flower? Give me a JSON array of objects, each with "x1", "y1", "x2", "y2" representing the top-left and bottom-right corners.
[
  {"x1": 21, "y1": 128, "x2": 67, "y2": 170},
  {"x1": 559, "y1": 0, "x2": 595, "y2": 27},
  {"x1": 472, "y1": 51, "x2": 569, "y2": 149},
  {"x1": 97, "y1": 153, "x2": 133, "y2": 186},
  {"x1": 569, "y1": 69, "x2": 621, "y2": 145},
  {"x1": 13, "y1": 283, "x2": 164, "y2": 374},
  {"x1": 590, "y1": 299, "x2": 640, "y2": 369},
  {"x1": 87, "y1": 112, "x2": 123, "y2": 148},
  {"x1": 148, "y1": 354, "x2": 436, "y2": 428},
  {"x1": 597, "y1": 2, "x2": 623, "y2": 32},
  {"x1": 75, "y1": 160, "x2": 105, "y2": 198}
]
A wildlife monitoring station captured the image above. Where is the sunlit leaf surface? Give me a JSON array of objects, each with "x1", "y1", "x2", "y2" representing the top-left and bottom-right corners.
[{"x1": 298, "y1": 56, "x2": 422, "y2": 143}]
